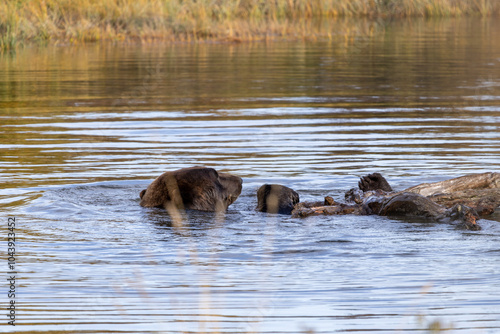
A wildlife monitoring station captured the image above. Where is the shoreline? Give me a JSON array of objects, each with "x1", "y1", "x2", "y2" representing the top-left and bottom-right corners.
[{"x1": 1, "y1": 0, "x2": 500, "y2": 50}]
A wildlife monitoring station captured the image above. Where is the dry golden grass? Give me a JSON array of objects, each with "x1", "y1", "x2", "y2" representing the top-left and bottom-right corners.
[{"x1": 1, "y1": 0, "x2": 499, "y2": 50}]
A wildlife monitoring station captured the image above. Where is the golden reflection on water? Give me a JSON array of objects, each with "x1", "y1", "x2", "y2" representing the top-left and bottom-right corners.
[
  {"x1": 1, "y1": 19, "x2": 500, "y2": 332},
  {"x1": 1, "y1": 17, "x2": 496, "y2": 189}
]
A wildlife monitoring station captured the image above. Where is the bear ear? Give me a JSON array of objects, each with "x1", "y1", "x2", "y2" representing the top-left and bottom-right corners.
[
  {"x1": 208, "y1": 167, "x2": 219, "y2": 179},
  {"x1": 140, "y1": 189, "x2": 146, "y2": 199}
]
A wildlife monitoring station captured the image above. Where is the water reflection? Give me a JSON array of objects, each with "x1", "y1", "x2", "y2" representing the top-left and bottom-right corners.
[{"x1": 1, "y1": 17, "x2": 500, "y2": 334}]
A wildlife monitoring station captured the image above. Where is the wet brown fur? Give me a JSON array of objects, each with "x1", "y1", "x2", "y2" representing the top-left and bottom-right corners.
[
  {"x1": 256, "y1": 184, "x2": 299, "y2": 215},
  {"x1": 140, "y1": 167, "x2": 242, "y2": 212}
]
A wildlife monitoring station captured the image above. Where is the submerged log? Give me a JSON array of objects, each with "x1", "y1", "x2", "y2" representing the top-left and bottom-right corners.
[
  {"x1": 291, "y1": 172, "x2": 499, "y2": 230},
  {"x1": 292, "y1": 202, "x2": 361, "y2": 218},
  {"x1": 357, "y1": 172, "x2": 500, "y2": 217},
  {"x1": 376, "y1": 192, "x2": 480, "y2": 230},
  {"x1": 404, "y1": 172, "x2": 500, "y2": 216},
  {"x1": 404, "y1": 172, "x2": 500, "y2": 196},
  {"x1": 427, "y1": 189, "x2": 500, "y2": 216},
  {"x1": 293, "y1": 191, "x2": 481, "y2": 230}
]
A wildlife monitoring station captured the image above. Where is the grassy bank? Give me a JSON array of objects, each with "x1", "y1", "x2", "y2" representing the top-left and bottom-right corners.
[{"x1": 1, "y1": 0, "x2": 499, "y2": 50}]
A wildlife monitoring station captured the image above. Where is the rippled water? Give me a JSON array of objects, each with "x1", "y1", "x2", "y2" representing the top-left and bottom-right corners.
[{"x1": 1, "y1": 18, "x2": 500, "y2": 333}]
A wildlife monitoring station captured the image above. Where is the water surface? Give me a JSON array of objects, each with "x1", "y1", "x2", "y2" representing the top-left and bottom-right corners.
[{"x1": 1, "y1": 17, "x2": 500, "y2": 333}]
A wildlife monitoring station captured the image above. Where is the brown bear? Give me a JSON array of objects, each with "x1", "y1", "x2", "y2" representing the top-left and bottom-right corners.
[
  {"x1": 256, "y1": 184, "x2": 300, "y2": 215},
  {"x1": 139, "y1": 167, "x2": 242, "y2": 212}
]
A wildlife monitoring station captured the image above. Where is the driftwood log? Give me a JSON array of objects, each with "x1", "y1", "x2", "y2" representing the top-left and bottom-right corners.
[
  {"x1": 405, "y1": 172, "x2": 500, "y2": 216},
  {"x1": 291, "y1": 172, "x2": 500, "y2": 230}
]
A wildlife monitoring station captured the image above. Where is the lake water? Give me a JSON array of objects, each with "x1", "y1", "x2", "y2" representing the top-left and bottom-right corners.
[{"x1": 1, "y1": 17, "x2": 500, "y2": 333}]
